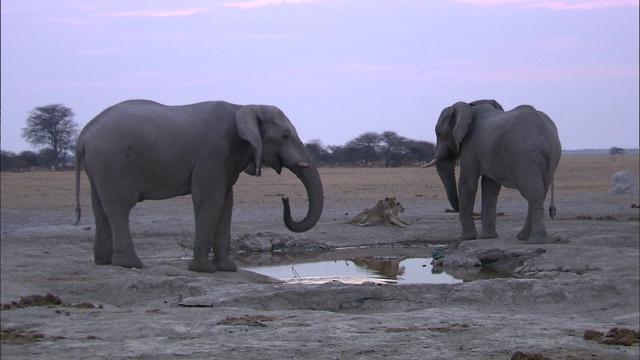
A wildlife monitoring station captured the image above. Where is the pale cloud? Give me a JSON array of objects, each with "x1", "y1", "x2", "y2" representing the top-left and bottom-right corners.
[
  {"x1": 94, "y1": 8, "x2": 204, "y2": 17},
  {"x1": 334, "y1": 61, "x2": 638, "y2": 84},
  {"x1": 45, "y1": 17, "x2": 85, "y2": 26},
  {"x1": 432, "y1": 63, "x2": 640, "y2": 83},
  {"x1": 154, "y1": 32, "x2": 198, "y2": 38},
  {"x1": 530, "y1": 36, "x2": 583, "y2": 51},
  {"x1": 4, "y1": 80, "x2": 151, "y2": 90},
  {"x1": 334, "y1": 63, "x2": 420, "y2": 79},
  {"x1": 222, "y1": 0, "x2": 316, "y2": 9},
  {"x1": 242, "y1": 34, "x2": 295, "y2": 40},
  {"x1": 454, "y1": 0, "x2": 638, "y2": 10},
  {"x1": 76, "y1": 48, "x2": 119, "y2": 55}
]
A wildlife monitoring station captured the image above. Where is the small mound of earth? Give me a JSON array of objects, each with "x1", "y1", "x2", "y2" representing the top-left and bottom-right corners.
[
  {"x1": 1, "y1": 293, "x2": 101, "y2": 310},
  {"x1": 609, "y1": 170, "x2": 639, "y2": 195},
  {"x1": 584, "y1": 327, "x2": 640, "y2": 346}
]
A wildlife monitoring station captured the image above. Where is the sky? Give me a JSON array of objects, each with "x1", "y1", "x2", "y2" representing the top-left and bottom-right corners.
[{"x1": 1, "y1": 0, "x2": 638, "y2": 153}]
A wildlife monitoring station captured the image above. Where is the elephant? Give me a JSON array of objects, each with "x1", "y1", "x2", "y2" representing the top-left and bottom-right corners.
[
  {"x1": 74, "y1": 100, "x2": 323, "y2": 273},
  {"x1": 424, "y1": 100, "x2": 561, "y2": 244}
]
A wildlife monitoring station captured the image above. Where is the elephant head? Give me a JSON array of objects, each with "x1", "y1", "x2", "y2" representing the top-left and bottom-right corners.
[
  {"x1": 236, "y1": 105, "x2": 323, "y2": 233},
  {"x1": 423, "y1": 100, "x2": 503, "y2": 212}
]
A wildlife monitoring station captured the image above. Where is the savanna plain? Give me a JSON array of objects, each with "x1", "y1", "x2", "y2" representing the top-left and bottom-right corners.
[{"x1": 1, "y1": 152, "x2": 639, "y2": 359}]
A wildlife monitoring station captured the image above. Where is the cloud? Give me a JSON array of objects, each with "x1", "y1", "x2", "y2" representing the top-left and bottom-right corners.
[
  {"x1": 453, "y1": 0, "x2": 638, "y2": 10},
  {"x1": 432, "y1": 63, "x2": 640, "y2": 83},
  {"x1": 333, "y1": 61, "x2": 639, "y2": 84},
  {"x1": 334, "y1": 64, "x2": 420, "y2": 79},
  {"x1": 94, "y1": 8, "x2": 204, "y2": 17},
  {"x1": 76, "y1": 48, "x2": 119, "y2": 55},
  {"x1": 45, "y1": 17, "x2": 85, "y2": 26},
  {"x1": 221, "y1": 0, "x2": 316, "y2": 9},
  {"x1": 154, "y1": 32, "x2": 198, "y2": 38},
  {"x1": 530, "y1": 36, "x2": 583, "y2": 51}
]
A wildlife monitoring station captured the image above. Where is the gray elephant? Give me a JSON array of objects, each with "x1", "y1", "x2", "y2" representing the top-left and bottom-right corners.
[
  {"x1": 424, "y1": 100, "x2": 561, "y2": 243},
  {"x1": 74, "y1": 100, "x2": 323, "y2": 273}
]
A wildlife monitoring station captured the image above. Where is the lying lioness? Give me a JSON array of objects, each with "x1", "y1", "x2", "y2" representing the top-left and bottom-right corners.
[{"x1": 348, "y1": 197, "x2": 411, "y2": 228}]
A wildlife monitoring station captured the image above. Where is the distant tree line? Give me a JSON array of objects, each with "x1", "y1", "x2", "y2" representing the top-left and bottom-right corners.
[
  {"x1": 2, "y1": 103, "x2": 435, "y2": 172},
  {"x1": 1, "y1": 149, "x2": 75, "y2": 172},
  {"x1": 3, "y1": 101, "x2": 635, "y2": 172},
  {"x1": 305, "y1": 131, "x2": 435, "y2": 167},
  {"x1": 2, "y1": 103, "x2": 635, "y2": 172}
]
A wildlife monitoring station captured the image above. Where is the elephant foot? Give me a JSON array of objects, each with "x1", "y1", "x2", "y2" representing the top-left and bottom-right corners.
[
  {"x1": 188, "y1": 258, "x2": 217, "y2": 273},
  {"x1": 93, "y1": 252, "x2": 111, "y2": 265},
  {"x1": 111, "y1": 254, "x2": 143, "y2": 269},
  {"x1": 94, "y1": 257, "x2": 112, "y2": 265},
  {"x1": 517, "y1": 229, "x2": 531, "y2": 241},
  {"x1": 214, "y1": 256, "x2": 238, "y2": 272},
  {"x1": 461, "y1": 230, "x2": 478, "y2": 240},
  {"x1": 94, "y1": 246, "x2": 113, "y2": 265},
  {"x1": 526, "y1": 234, "x2": 548, "y2": 244},
  {"x1": 478, "y1": 230, "x2": 499, "y2": 239}
]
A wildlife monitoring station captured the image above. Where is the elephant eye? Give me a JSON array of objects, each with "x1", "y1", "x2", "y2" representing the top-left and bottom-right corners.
[{"x1": 282, "y1": 134, "x2": 289, "y2": 141}]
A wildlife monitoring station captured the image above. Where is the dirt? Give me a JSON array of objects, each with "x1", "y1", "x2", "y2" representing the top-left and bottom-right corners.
[{"x1": 1, "y1": 155, "x2": 639, "y2": 359}]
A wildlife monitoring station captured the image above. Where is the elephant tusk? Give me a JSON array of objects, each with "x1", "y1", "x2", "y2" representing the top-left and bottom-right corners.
[
  {"x1": 295, "y1": 162, "x2": 310, "y2": 168},
  {"x1": 422, "y1": 159, "x2": 438, "y2": 168}
]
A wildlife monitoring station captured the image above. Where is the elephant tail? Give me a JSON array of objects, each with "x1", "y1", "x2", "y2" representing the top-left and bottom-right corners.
[
  {"x1": 74, "y1": 145, "x2": 83, "y2": 225},
  {"x1": 549, "y1": 180, "x2": 556, "y2": 219},
  {"x1": 546, "y1": 150, "x2": 559, "y2": 219}
]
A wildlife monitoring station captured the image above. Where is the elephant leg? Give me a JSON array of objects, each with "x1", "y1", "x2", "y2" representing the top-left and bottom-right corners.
[
  {"x1": 519, "y1": 184, "x2": 548, "y2": 243},
  {"x1": 517, "y1": 211, "x2": 532, "y2": 241},
  {"x1": 212, "y1": 186, "x2": 238, "y2": 272},
  {"x1": 188, "y1": 176, "x2": 225, "y2": 273},
  {"x1": 189, "y1": 206, "x2": 219, "y2": 273},
  {"x1": 527, "y1": 200, "x2": 548, "y2": 243},
  {"x1": 103, "y1": 200, "x2": 142, "y2": 269},
  {"x1": 90, "y1": 186, "x2": 113, "y2": 265},
  {"x1": 458, "y1": 175, "x2": 479, "y2": 240},
  {"x1": 478, "y1": 176, "x2": 501, "y2": 239}
]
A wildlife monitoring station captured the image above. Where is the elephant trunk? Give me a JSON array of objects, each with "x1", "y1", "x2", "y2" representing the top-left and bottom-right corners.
[
  {"x1": 436, "y1": 158, "x2": 459, "y2": 212},
  {"x1": 282, "y1": 162, "x2": 324, "y2": 233}
]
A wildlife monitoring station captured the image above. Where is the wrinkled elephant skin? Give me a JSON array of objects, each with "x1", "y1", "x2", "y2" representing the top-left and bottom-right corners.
[
  {"x1": 426, "y1": 100, "x2": 561, "y2": 243},
  {"x1": 75, "y1": 100, "x2": 323, "y2": 272}
]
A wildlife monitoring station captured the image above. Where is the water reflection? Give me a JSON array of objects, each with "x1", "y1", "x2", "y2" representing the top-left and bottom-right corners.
[
  {"x1": 350, "y1": 256, "x2": 406, "y2": 279},
  {"x1": 244, "y1": 256, "x2": 463, "y2": 285}
]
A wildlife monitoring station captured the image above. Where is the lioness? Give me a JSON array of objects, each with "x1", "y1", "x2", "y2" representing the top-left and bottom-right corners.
[{"x1": 348, "y1": 197, "x2": 411, "y2": 227}]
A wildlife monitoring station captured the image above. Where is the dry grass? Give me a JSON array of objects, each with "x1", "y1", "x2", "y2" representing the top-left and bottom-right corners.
[{"x1": 1, "y1": 152, "x2": 638, "y2": 212}]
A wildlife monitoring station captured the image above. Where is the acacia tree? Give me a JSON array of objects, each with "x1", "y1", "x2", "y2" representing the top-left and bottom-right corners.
[
  {"x1": 21, "y1": 104, "x2": 79, "y2": 169},
  {"x1": 305, "y1": 138, "x2": 330, "y2": 165},
  {"x1": 345, "y1": 132, "x2": 383, "y2": 165},
  {"x1": 609, "y1": 147, "x2": 626, "y2": 160}
]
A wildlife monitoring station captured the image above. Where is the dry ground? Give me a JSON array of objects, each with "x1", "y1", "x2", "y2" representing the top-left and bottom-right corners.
[{"x1": 1, "y1": 152, "x2": 639, "y2": 359}]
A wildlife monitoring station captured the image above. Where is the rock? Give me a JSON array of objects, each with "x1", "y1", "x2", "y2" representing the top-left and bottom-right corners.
[
  {"x1": 442, "y1": 251, "x2": 481, "y2": 268},
  {"x1": 510, "y1": 351, "x2": 551, "y2": 360},
  {"x1": 609, "y1": 170, "x2": 639, "y2": 195},
  {"x1": 583, "y1": 329, "x2": 603, "y2": 340}
]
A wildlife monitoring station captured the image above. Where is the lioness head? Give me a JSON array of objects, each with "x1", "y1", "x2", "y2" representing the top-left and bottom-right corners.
[{"x1": 384, "y1": 197, "x2": 405, "y2": 213}]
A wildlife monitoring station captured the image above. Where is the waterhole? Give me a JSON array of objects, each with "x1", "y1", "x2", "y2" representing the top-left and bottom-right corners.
[{"x1": 245, "y1": 256, "x2": 461, "y2": 284}]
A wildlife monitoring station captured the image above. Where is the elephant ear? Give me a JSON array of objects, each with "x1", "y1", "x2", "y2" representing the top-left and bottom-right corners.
[
  {"x1": 236, "y1": 105, "x2": 263, "y2": 177},
  {"x1": 451, "y1": 102, "x2": 473, "y2": 155},
  {"x1": 469, "y1": 99, "x2": 504, "y2": 111}
]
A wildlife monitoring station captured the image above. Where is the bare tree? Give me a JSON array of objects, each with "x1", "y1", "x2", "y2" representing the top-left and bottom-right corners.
[
  {"x1": 21, "y1": 104, "x2": 79, "y2": 169},
  {"x1": 609, "y1": 147, "x2": 626, "y2": 160}
]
